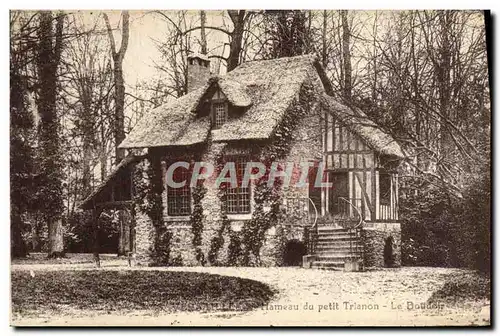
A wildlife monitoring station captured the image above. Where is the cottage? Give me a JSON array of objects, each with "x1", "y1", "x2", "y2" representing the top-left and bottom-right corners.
[{"x1": 81, "y1": 54, "x2": 405, "y2": 269}]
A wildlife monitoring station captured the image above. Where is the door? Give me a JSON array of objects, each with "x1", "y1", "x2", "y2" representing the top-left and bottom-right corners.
[{"x1": 328, "y1": 172, "x2": 349, "y2": 215}]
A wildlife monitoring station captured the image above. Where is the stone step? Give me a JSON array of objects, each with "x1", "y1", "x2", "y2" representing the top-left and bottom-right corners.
[
  {"x1": 315, "y1": 240, "x2": 361, "y2": 245},
  {"x1": 316, "y1": 254, "x2": 361, "y2": 261},
  {"x1": 316, "y1": 245, "x2": 363, "y2": 252},
  {"x1": 318, "y1": 229, "x2": 355, "y2": 235},
  {"x1": 315, "y1": 246, "x2": 363, "y2": 253},
  {"x1": 316, "y1": 236, "x2": 359, "y2": 242},
  {"x1": 311, "y1": 261, "x2": 345, "y2": 269},
  {"x1": 317, "y1": 226, "x2": 348, "y2": 231},
  {"x1": 315, "y1": 246, "x2": 361, "y2": 252},
  {"x1": 317, "y1": 233, "x2": 358, "y2": 239},
  {"x1": 311, "y1": 265, "x2": 344, "y2": 271}
]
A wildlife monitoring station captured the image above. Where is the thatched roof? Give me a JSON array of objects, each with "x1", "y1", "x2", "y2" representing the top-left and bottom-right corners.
[
  {"x1": 119, "y1": 55, "x2": 316, "y2": 149},
  {"x1": 321, "y1": 94, "x2": 404, "y2": 159},
  {"x1": 80, "y1": 155, "x2": 142, "y2": 209},
  {"x1": 119, "y1": 54, "x2": 404, "y2": 160},
  {"x1": 213, "y1": 77, "x2": 252, "y2": 107},
  {"x1": 119, "y1": 87, "x2": 211, "y2": 149},
  {"x1": 211, "y1": 55, "x2": 315, "y2": 141}
]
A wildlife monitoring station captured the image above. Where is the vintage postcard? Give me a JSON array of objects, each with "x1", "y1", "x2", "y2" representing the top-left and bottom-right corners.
[{"x1": 10, "y1": 9, "x2": 491, "y2": 327}]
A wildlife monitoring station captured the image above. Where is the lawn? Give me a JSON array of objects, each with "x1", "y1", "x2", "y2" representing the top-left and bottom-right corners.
[
  {"x1": 11, "y1": 270, "x2": 275, "y2": 317},
  {"x1": 11, "y1": 253, "x2": 126, "y2": 265},
  {"x1": 427, "y1": 270, "x2": 490, "y2": 305}
]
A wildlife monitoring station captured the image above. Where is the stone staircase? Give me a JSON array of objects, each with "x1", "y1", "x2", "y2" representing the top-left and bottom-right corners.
[{"x1": 309, "y1": 226, "x2": 363, "y2": 271}]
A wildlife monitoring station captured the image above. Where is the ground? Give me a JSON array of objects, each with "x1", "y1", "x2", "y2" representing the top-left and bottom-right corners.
[{"x1": 11, "y1": 254, "x2": 490, "y2": 326}]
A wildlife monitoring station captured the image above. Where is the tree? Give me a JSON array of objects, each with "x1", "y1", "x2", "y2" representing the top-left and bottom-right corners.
[
  {"x1": 156, "y1": 10, "x2": 251, "y2": 75},
  {"x1": 35, "y1": 11, "x2": 66, "y2": 258},
  {"x1": 104, "y1": 11, "x2": 130, "y2": 256},
  {"x1": 103, "y1": 11, "x2": 129, "y2": 164},
  {"x1": 340, "y1": 10, "x2": 352, "y2": 102},
  {"x1": 10, "y1": 20, "x2": 36, "y2": 257},
  {"x1": 62, "y1": 14, "x2": 115, "y2": 202},
  {"x1": 258, "y1": 10, "x2": 314, "y2": 59}
]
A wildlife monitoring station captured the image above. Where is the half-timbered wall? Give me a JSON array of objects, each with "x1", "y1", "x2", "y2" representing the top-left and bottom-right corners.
[
  {"x1": 323, "y1": 112, "x2": 377, "y2": 170},
  {"x1": 322, "y1": 113, "x2": 398, "y2": 222}
]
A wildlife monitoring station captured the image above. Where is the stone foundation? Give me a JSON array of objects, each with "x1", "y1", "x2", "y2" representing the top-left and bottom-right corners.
[
  {"x1": 168, "y1": 224, "x2": 197, "y2": 266},
  {"x1": 134, "y1": 208, "x2": 155, "y2": 265},
  {"x1": 362, "y1": 223, "x2": 401, "y2": 268},
  {"x1": 260, "y1": 227, "x2": 283, "y2": 267}
]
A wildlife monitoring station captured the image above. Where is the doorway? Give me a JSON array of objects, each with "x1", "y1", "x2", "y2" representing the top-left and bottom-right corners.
[{"x1": 328, "y1": 172, "x2": 349, "y2": 214}]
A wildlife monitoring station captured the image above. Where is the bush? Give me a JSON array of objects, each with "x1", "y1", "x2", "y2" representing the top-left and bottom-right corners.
[
  {"x1": 400, "y1": 180, "x2": 455, "y2": 267},
  {"x1": 451, "y1": 166, "x2": 491, "y2": 273},
  {"x1": 400, "y1": 163, "x2": 490, "y2": 273},
  {"x1": 64, "y1": 211, "x2": 119, "y2": 254},
  {"x1": 427, "y1": 271, "x2": 490, "y2": 304}
]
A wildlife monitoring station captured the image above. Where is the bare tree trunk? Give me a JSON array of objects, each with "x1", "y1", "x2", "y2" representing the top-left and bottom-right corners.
[
  {"x1": 372, "y1": 11, "x2": 378, "y2": 101},
  {"x1": 200, "y1": 10, "x2": 207, "y2": 54},
  {"x1": 118, "y1": 210, "x2": 132, "y2": 255},
  {"x1": 104, "y1": 11, "x2": 130, "y2": 255},
  {"x1": 48, "y1": 218, "x2": 64, "y2": 257},
  {"x1": 437, "y1": 11, "x2": 453, "y2": 156},
  {"x1": 31, "y1": 213, "x2": 41, "y2": 252},
  {"x1": 93, "y1": 208, "x2": 101, "y2": 267},
  {"x1": 227, "y1": 10, "x2": 246, "y2": 72},
  {"x1": 321, "y1": 10, "x2": 328, "y2": 68},
  {"x1": 104, "y1": 11, "x2": 129, "y2": 165},
  {"x1": 341, "y1": 10, "x2": 352, "y2": 102}
]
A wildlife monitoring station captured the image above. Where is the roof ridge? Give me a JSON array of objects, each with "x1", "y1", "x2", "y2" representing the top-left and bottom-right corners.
[{"x1": 234, "y1": 53, "x2": 318, "y2": 69}]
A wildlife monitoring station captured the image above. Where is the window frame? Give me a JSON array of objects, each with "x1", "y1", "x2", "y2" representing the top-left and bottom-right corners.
[
  {"x1": 222, "y1": 156, "x2": 252, "y2": 215},
  {"x1": 166, "y1": 164, "x2": 192, "y2": 216},
  {"x1": 211, "y1": 100, "x2": 228, "y2": 129}
]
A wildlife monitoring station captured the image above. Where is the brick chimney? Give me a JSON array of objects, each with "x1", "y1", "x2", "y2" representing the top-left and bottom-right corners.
[{"x1": 187, "y1": 53, "x2": 211, "y2": 93}]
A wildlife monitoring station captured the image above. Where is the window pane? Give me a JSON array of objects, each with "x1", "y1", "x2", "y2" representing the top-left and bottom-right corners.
[
  {"x1": 225, "y1": 157, "x2": 251, "y2": 214},
  {"x1": 167, "y1": 165, "x2": 191, "y2": 216},
  {"x1": 213, "y1": 102, "x2": 227, "y2": 129}
]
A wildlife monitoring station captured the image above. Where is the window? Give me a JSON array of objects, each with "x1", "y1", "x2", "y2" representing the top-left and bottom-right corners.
[
  {"x1": 224, "y1": 157, "x2": 251, "y2": 214},
  {"x1": 167, "y1": 165, "x2": 191, "y2": 216},
  {"x1": 379, "y1": 173, "x2": 391, "y2": 205},
  {"x1": 212, "y1": 102, "x2": 227, "y2": 129}
]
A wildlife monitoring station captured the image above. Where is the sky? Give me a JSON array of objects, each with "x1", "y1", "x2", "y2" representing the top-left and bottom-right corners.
[{"x1": 91, "y1": 10, "x2": 229, "y2": 86}]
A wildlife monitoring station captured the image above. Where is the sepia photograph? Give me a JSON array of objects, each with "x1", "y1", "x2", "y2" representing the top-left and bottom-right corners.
[{"x1": 9, "y1": 8, "x2": 491, "y2": 327}]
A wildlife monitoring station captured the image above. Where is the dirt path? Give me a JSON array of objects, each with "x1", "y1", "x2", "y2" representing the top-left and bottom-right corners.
[{"x1": 11, "y1": 264, "x2": 490, "y2": 326}]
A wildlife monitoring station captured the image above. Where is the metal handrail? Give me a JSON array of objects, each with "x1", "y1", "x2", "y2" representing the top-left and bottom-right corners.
[
  {"x1": 308, "y1": 197, "x2": 318, "y2": 230},
  {"x1": 305, "y1": 197, "x2": 319, "y2": 256},
  {"x1": 338, "y1": 197, "x2": 364, "y2": 270},
  {"x1": 338, "y1": 197, "x2": 363, "y2": 229}
]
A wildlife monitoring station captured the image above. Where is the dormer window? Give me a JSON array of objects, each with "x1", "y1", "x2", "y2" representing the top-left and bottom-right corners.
[{"x1": 212, "y1": 101, "x2": 228, "y2": 129}]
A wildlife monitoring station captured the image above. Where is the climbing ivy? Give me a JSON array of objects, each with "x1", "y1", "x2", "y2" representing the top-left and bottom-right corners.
[
  {"x1": 190, "y1": 184, "x2": 207, "y2": 265},
  {"x1": 242, "y1": 178, "x2": 284, "y2": 265},
  {"x1": 207, "y1": 212, "x2": 231, "y2": 265},
  {"x1": 132, "y1": 156, "x2": 171, "y2": 266},
  {"x1": 227, "y1": 231, "x2": 244, "y2": 266},
  {"x1": 241, "y1": 83, "x2": 315, "y2": 265}
]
